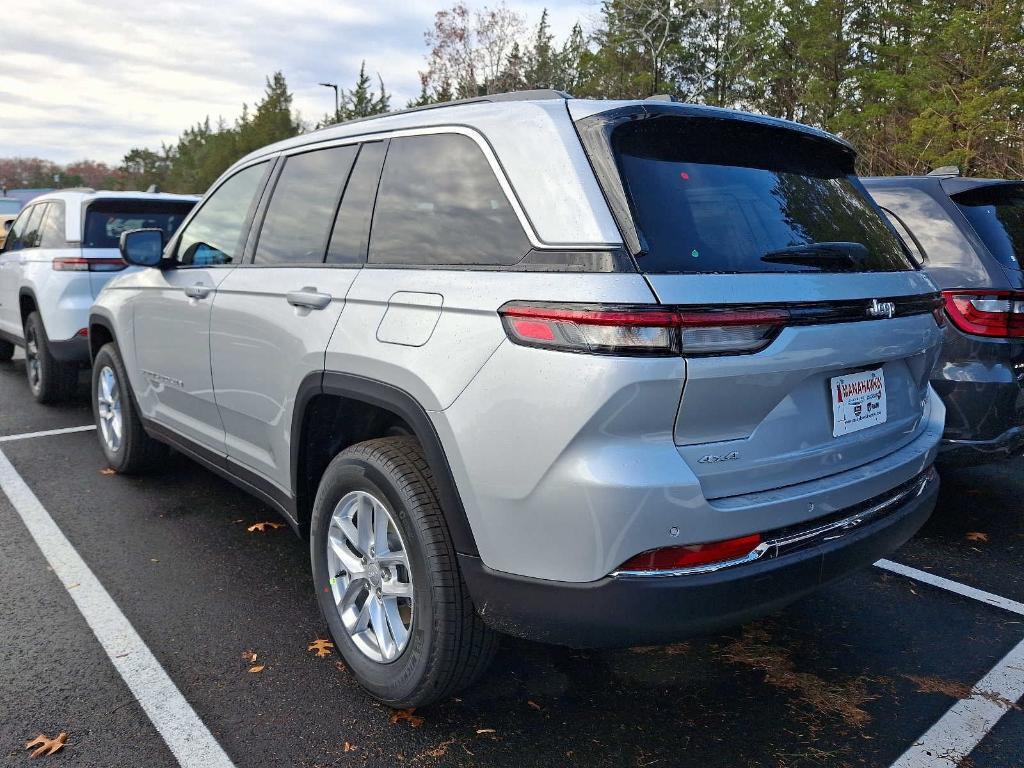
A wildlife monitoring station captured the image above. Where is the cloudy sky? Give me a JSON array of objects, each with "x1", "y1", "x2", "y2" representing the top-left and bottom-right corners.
[{"x1": 1, "y1": 0, "x2": 596, "y2": 165}]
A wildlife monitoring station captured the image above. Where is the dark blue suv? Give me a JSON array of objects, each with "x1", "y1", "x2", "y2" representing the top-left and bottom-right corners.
[{"x1": 864, "y1": 170, "x2": 1024, "y2": 464}]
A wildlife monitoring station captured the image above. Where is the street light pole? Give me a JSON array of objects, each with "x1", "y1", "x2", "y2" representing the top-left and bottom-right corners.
[{"x1": 319, "y1": 82, "x2": 340, "y2": 119}]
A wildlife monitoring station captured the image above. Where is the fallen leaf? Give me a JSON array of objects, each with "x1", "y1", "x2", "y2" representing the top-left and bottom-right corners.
[
  {"x1": 247, "y1": 521, "x2": 286, "y2": 533},
  {"x1": 343, "y1": 742, "x2": 357, "y2": 753},
  {"x1": 25, "y1": 732, "x2": 67, "y2": 758},
  {"x1": 422, "y1": 737, "x2": 456, "y2": 758},
  {"x1": 476, "y1": 728, "x2": 496, "y2": 734},
  {"x1": 389, "y1": 708, "x2": 425, "y2": 728},
  {"x1": 242, "y1": 650, "x2": 257, "y2": 663},
  {"x1": 966, "y1": 531, "x2": 989, "y2": 543},
  {"x1": 527, "y1": 700, "x2": 542, "y2": 711},
  {"x1": 100, "y1": 468, "x2": 116, "y2": 476},
  {"x1": 308, "y1": 638, "x2": 334, "y2": 658},
  {"x1": 248, "y1": 665, "x2": 265, "y2": 673}
]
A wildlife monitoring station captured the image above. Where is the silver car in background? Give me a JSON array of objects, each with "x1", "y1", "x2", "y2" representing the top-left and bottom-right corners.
[{"x1": 89, "y1": 92, "x2": 945, "y2": 706}]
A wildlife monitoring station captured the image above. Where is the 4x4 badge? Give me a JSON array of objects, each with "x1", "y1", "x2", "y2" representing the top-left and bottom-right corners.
[
  {"x1": 867, "y1": 299, "x2": 896, "y2": 319},
  {"x1": 698, "y1": 451, "x2": 739, "y2": 464}
]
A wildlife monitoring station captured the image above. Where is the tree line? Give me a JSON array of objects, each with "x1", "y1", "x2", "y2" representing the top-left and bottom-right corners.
[{"x1": 3, "y1": 0, "x2": 1021, "y2": 196}]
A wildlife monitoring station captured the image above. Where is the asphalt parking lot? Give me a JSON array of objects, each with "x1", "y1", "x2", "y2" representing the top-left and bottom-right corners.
[{"x1": 1, "y1": 351, "x2": 1023, "y2": 768}]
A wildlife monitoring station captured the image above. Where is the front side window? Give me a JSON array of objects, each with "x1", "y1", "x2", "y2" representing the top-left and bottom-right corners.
[
  {"x1": 611, "y1": 117, "x2": 914, "y2": 274},
  {"x1": 368, "y1": 133, "x2": 529, "y2": 266},
  {"x1": 84, "y1": 199, "x2": 194, "y2": 250},
  {"x1": 176, "y1": 162, "x2": 270, "y2": 266},
  {"x1": 952, "y1": 183, "x2": 1024, "y2": 270},
  {"x1": 254, "y1": 145, "x2": 357, "y2": 265}
]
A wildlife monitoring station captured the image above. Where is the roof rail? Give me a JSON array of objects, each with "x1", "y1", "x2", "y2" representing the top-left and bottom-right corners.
[
  {"x1": 927, "y1": 165, "x2": 961, "y2": 177},
  {"x1": 644, "y1": 94, "x2": 677, "y2": 102},
  {"x1": 56, "y1": 187, "x2": 96, "y2": 193},
  {"x1": 314, "y1": 89, "x2": 571, "y2": 134}
]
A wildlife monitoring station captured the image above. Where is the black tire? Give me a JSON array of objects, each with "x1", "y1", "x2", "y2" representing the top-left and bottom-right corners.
[
  {"x1": 310, "y1": 436, "x2": 497, "y2": 707},
  {"x1": 0, "y1": 338, "x2": 13, "y2": 362},
  {"x1": 24, "y1": 311, "x2": 78, "y2": 403},
  {"x1": 91, "y1": 343, "x2": 166, "y2": 473}
]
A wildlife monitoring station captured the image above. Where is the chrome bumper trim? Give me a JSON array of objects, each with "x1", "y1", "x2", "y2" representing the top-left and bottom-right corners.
[{"x1": 611, "y1": 467, "x2": 936, "y2": 579}]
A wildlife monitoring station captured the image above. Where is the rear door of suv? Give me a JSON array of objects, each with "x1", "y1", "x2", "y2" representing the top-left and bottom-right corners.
[
  {"x1": 209, "y1": 141, "x2": 385, "y2": 492},
  {"x1": 574, "y1": 104, "x2": 943, "y2": 501}
]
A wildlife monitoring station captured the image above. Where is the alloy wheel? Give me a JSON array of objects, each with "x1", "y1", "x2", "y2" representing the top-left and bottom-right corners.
[
  {"x1": 25, "y1": 324, "x2": 41, "y2": 393},
  {"x1": 96, "y1": 366, "x2": 123, "y2": 453},
  {"x1": 326, "y1": 490, "x2": 414, "y2": 663}
]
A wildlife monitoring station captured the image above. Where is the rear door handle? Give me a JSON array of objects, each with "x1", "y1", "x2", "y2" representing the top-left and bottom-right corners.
[
  {"x1": 184, "y1": 283, "x2": 212, "y2": 300},
  {"x1": 286, "y1": 287, "x2": 332, "y2": 310}
]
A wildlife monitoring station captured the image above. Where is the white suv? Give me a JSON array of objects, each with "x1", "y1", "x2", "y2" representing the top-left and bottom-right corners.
[{"x1": 0, "y1": 190, "x2": 197, "y2": 401}]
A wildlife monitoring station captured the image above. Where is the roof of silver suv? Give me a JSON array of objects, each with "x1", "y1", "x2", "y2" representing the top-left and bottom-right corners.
[{"x1": 228, "y1": 92, "x2": 855, "y2": 250}]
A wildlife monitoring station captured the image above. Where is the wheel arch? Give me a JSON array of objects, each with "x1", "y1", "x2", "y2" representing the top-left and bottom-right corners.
[
  {"x1": 292, "y1": 371, "x2": 479, "y2": 556},
  {"x1": 18, "y1": 287, "x2": 39, "y2": 327},
  {"x1": 87, "y1": 313, "x2": 118, "y2": 363}
]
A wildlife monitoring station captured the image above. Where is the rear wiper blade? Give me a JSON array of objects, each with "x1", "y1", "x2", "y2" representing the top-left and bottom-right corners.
[{"x1": 760, "y1": 242, "x2": 869, "y2": 269}]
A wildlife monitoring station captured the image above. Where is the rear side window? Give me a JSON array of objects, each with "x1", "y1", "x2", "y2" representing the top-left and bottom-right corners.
[
  {"x1": 19, "y1": 204, "x2": 47, "y2": 250},
  {"x1": 368, "y1": 133, "x2": 529, "y2": 266},
  {"x1": 176, "y1": 163, "x2": 269, "y2": 266},
  {"x1": 255, "y1": 145, "x2": 358, "y2": 265},
  {"x1": 612, "y1": 117, "x2": 914, "y2": 274},
  {"x1": 39, "y1": 202, "x2": 66, "y2": 248},
  {"x1": 85, "y1": 199, "x2": 195, "y2": 249},
  {"x1": 327, "y1": 142, "x2": 386, "y2": 265},
  {"x1": 952, "y1": 184, "x2": 1024, "y2": 270}
]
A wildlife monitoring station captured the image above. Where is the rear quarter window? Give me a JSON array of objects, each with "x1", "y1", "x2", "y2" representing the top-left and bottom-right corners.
[
  {"x1": 368, "y1": 133, "x2": 529, "y2": 267},
  {"x1": 611, "y1": 117, "x2": 914, "y2": 274}
]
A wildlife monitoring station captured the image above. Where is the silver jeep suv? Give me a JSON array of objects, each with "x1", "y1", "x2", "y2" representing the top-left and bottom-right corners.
[{"x1": 89, "y1": 91, "x2": 945, "y2": 707}]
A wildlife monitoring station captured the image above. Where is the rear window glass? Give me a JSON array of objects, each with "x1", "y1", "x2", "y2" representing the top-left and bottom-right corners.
[
  {"x1": 84, "y1": 199, "x2": 195, "y2": 249},
  {"x1": 952, "y1": 184, "x2": 1024, "y2": 270},
  {"x1": 613, "y1": 117, "x2": 914, "y2": 274}
]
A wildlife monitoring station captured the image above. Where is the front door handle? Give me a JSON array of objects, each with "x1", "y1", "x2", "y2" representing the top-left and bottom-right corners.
[
  {"x1": 286, "y1": 287, "x2": 332, "y2": 310},
  {"x1": 184, "y1": 283, "x2": 212, "y2": 300}
]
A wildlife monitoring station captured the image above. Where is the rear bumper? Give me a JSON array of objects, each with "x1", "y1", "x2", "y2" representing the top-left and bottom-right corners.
[
  {"x1": 932, "y1": 328, "x2": 1024, "y2": 465},
  {"x1": 48, "y1": 335, "x2": 90, "y2": 363},
  {"x1": 461, "y1": 468, "x2": 938, "y2": 648}
]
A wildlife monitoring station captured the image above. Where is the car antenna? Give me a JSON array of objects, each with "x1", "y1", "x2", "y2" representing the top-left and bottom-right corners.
[
  {"x1": 927, "y1": 165, "x2": 961, "y2": 177},
  {"x1": 145, "y1": 184, "x2": 160, "y2": 193}
]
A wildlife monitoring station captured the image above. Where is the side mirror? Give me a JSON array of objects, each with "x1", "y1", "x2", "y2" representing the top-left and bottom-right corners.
[
  {"x1": 3, "y1": 219, "x2": 11, "y2": 233},
  {"x1": 119, "y1": 228, "x2": 165, "y2": 268}
]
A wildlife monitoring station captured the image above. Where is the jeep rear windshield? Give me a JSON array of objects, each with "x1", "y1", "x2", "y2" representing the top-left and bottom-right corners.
[
  {"x1": 951, "y1": 183, "x2": 1024, "y2": 270},
  {"x1": 611, "y1": 116, "x2": 914, "y2": 274},
  {"x1": 83, "y1": 199, "x2": 195, "y2": 249}
]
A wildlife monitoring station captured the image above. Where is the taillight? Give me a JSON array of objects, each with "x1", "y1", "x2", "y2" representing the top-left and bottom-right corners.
[
  {"x1": 498, "y1": 303, "x2": 788, "y2": 357},
  {"x1": 942, "y1": 290, "x2": 1024, "y2": 337},
  {"x1": 616, "y1": 534, "x2": 763, "y2": 573},
  {"x1": 53, "y1": 257, "x2": 127, "y2": 272}
]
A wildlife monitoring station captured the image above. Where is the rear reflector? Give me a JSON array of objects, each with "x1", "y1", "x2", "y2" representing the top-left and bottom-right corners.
[
  {"x1": 53, "y1": 257, "x2": 127, "y2": 272},
  {"x1": 499, "y1": 303, "x2": 787, "y2": 357},
  {"x1": 616, "y1": 534, "x2": 763, "y2": 573},
  {"x1": 943, "y1": 290, "x2": 1024, "y2": 337}
]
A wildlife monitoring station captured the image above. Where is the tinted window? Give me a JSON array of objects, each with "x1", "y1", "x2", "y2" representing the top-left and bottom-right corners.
[
  {"x1": 39, "y1": 202, "x2": 66, "y2": 248},
  {"x1": 3, "y1": 206, "x2": 34, "y2": 251},
  {"x1": 881, "y1": 208, "x2": 925, "y2": 265},
  {"x1": 19, "y1": 204, "x2": 47, "y2": 250},
  {"x1": 952, "y1": 184, "x2": 1024, "y2": 270},
  {"x1": 84, "y1": 199, "x2": 194, "y2": 249},
  {"x1": 176, "y1": 163, "x2": 270, "y2": 266},
  {"x1": 369, "y1": 133, "x2": 528, "y2": 266},
  {"x1": 327, "y1": 142, "x2": 386, "y2": 265},
  {"x1": 613, "y1": 117, "x2": 914, "y2": 274},
  {"x1": 255, "y1": 146, "x2": 358, "y2": 265}
]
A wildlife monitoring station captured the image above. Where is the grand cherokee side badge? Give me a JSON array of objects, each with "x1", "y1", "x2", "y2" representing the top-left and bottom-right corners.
[{"x1": 698, "y1": 451, "x2": 739, "y2": 464}]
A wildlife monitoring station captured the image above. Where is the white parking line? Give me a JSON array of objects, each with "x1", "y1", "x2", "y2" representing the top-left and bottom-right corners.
[
  {"x1": 876, "y1": 559, "x2": 1024, "y2": 616},
  {"x1": 890, "y1": 637, "x2": 1024, "y2": 768},
  {"x1": 0, "y1": 448, "x2": 236, "y2": 768},
  {"x1": 0, "y1": 424, "x2": 96, "y2": 442},
  {"x1": 876, "y1": 559, "x2": 1024, "y2": 767}
]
